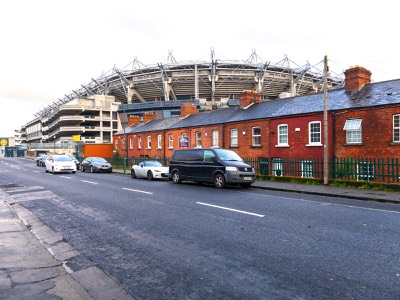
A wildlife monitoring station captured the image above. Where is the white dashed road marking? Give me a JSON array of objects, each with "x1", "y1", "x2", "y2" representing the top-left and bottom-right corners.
[
  {"x1": 122, "y1": 188, "x2": 153, "y2": 195},
  {"x1": 81, "y1": 180, "x2": 98, "y2": 185},
  {"x1": 196, "y1": 202, "x2": 265, "y2": 218}
]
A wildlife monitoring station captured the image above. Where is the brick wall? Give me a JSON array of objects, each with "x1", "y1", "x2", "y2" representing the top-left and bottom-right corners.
[{"x1": 335, "y1": 106, "x2": 400, "y2": 157}]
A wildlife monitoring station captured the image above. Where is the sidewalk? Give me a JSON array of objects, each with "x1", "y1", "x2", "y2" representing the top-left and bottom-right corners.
[
  {"x1": 252, "y1": 180, "x2": 400, "y2": 203},
  {"x1": 0, "y1": 189, "x2": 133, "y2": 300}
]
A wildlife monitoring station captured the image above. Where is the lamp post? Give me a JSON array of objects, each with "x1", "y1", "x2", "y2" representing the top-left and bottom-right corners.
[
  {"x1": 123, "y1": 105, "x2": 127, "y2": 175},
  {"x1": 323, "y1": 55, "x2": 329, "y2": 185}
]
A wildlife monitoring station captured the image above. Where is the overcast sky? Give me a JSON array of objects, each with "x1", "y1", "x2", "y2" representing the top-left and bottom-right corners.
[{"x1": 1, "y1": 0, "x2": 398, "y2": 137}]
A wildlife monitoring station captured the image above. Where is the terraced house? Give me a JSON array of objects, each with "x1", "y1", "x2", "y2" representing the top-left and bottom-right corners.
[{"x1": 113, "y1": 66, "x2": 400, "y2": 183}]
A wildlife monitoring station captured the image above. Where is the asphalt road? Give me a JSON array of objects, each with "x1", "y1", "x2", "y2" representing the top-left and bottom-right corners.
[{"x1": 1, "y1": 157, "x2": 400, "y2": 299}]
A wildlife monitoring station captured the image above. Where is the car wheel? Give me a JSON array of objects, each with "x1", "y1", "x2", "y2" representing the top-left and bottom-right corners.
[
  {"x1": 147, "y1": 171, "x2": 154, "y2": 181},
  {"x1": 72, "y1": 171, "x2": 76, "y2": 174},
  {"x1": 90, "y1": 166, "x2": 94, "y2": 173},
  {"x1": 45, "y1": 167, "x2": 48, "y2": 173},
  {"x1": 131, "y1": 170, "x2": 136, "y2": 179},
  {"x1": 81, "y1": 166, "x2": 85, "y2": 172},
  {"x1": 172, "y1": 171, "x2": 181, "y2": 184},
  {"x1": 52, "y1": 167, "x2": 55, "y2": 174},
  {"x1": 214, "y1": 173, "x2": 225, "y2": 189}
]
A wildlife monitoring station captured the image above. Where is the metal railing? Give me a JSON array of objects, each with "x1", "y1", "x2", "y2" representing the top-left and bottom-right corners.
[{"x1": 103, "y1": 156, "x2": 400, "y2": 184}]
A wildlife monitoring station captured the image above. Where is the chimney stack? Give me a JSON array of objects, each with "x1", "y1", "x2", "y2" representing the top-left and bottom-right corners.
[
  {"x1": 143, "y1": 112, "x2": 156, "y2": 123},
  {"x1": 128, "y1": 115, "x2": 141, "y2": 126},
  {"x1": 344, "y1": 66, "x2": 372, "y2": 91},
  {"x1": 240, "y1": 90, "x2": 261, "y2": 109},
  {"x1": 180, "y1": 102, "x2": 197, "y2": 118}
]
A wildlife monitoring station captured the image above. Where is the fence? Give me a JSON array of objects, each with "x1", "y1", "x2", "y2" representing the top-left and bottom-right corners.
[{"x1": 104, "y1": 156, "x2": 400, "y2": 184}]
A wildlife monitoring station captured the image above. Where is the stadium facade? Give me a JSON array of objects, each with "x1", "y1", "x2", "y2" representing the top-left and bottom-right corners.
[{"x1": 20, "y1": 50, "x2": 344, "y2": 149}]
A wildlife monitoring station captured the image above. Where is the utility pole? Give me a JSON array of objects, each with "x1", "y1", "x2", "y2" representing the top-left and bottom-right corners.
[{"x1": 323, "y1": 55, "x2": 329, "y2": 185}]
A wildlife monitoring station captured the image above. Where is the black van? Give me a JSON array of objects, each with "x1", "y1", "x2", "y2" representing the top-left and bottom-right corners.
[{"x1": 169, "y1": 148, "x2": 256, "y2": 188}]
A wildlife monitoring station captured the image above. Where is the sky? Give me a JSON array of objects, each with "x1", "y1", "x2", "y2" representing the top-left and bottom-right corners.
[{"x1": 1, "y1": 0, "x2": 399, "y2": 137}]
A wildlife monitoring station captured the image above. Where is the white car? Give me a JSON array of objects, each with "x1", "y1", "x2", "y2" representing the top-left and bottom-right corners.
[
  {"x1": 45, "y1": 155, "x2": 77, "y2": 174},
  {"x1": 131, "y1": 161, "x2": 169, "y2": 180}
]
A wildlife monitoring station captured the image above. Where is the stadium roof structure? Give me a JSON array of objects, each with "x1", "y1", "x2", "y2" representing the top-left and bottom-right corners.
[{"x1": 33, "y1": 49, "x2": 345, "y2": 118}]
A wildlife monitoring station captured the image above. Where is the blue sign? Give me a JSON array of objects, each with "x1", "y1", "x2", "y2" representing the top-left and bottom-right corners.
[{"x1": 179, "y1": 136, "x2": 189, "y2": 148}]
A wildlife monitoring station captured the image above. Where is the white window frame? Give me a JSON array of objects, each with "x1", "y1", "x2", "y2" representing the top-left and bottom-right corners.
[
  {"x1": 212, "y1": 130, "x2": 219, "y2": 148},
  {"x1": 168, "y1": 134, "x2": 173, "y2": 148},
  {"x1": 147, "y1": 136, "x2": 152, "y2": 149},
  {"x1": 230, "y1": 129, "x2": 238, "y2": 147},
  {"x1": 129, "y1": 137, "x2": 133, "y2": 149},
  {"x1": 195, "y1": 131, "x2": 202, "y2": 148},
  {"x1": 308, "y1": 121, "x2": 322, "y2": 146},
  {"x1": 277, "y1": 124, "x2": 289, "y2": 146},
  {"x1": 157, "y1": 134, "x2": 162, "y2": 149},
  {"x1": 252, "y1": 127, "x2": 261, "y2": 146},
  {"x1": 394, "y1": 114, "x2": 400, "y2": 142},
  {"x1": 138, "y1": 136, "x2": 142, "y2": 149},
  {"x1": 344, "y1": 119, "x2": 362, "y2": 144}
]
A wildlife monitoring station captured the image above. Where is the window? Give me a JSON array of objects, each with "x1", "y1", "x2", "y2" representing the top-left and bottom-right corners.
[
  {"x1": 114, "y1": 139, "x2": 118, "y2": 150},
  {"x1": 278, "y1": 124, "x2": 288, "y2": 146},
  {"x1": 309, "y1": 121, "x2": 321, "y2": 145},
  {"x1": 121, "y1": 138, "x2": 126, "y2": 150},
  {"x1": 157, "y1": 135, "x2": 162, "y2": 149},
  {"x1": 204, "y1": 149, "x2": 216, "y2": 161},
  {"x1": 344, "y1": 119, "x2": 362, "y2": 144},
  {"x1": 138, "y1": 136, "x2": 142, "y2": 149},
  {"x1": 252, "y1": 127, "x2": 261, "y2": 146},
  {"x1": 230, "y1": 129, "x2": 238, "y2": 147},
  {"x1": 147, "y1": 136, "x2": 152, "y2": 149},
  {"x1": 129, "y1": 137, "x2": 133, "y2": 149},
  {"x1": 394, "y1": 114, "x2": 400, "y2": 142},
  {"x1": 168, "y1": 134, "x2": 173, "y2": 148},
  {"x1": 212, "y1": 130, "x2": 219, "y2": 147},
  {"x1": 195, "y1": 131, "x2": 202, "y2": 147}
]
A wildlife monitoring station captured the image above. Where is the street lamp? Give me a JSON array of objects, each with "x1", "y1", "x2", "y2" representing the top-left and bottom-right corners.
[{"x1": 123, "y1": 105, "x2": 127, "y2": 175}]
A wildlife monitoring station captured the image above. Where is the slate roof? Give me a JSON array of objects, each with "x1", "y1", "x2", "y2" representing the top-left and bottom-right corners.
[{"x1": 116, "y1": 79, "x2": 400, "y2": 135}]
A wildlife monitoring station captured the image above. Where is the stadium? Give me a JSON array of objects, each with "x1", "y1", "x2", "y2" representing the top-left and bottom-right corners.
[
  {"x1": 33, "y1": 50, "x2": 344, "y2": 118},
  {"x1": 21, "y1": 50, "x2": 345, "y2": 148}
]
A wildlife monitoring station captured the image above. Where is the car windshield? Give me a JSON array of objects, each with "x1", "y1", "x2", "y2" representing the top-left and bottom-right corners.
[
  {"x1": 145, "y1": 161, "x2": 163, "y2": 167},
  {"x1": 92, "y1": 157, "x2": 107, "y2": 163},
  {"x1": 54, "y1": 156, "x2": 73, "y2": 162},
  {"x1": 40, "y1": 155, "x2": 48, "y2": 160},
  {"x1": 214, "y1": 149, "x2": 243, "y2": 161}
]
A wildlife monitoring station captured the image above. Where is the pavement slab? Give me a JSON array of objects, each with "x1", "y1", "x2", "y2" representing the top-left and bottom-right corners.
[{"x1": 72, "y1": 267, "x2": 134, "y2": 300}]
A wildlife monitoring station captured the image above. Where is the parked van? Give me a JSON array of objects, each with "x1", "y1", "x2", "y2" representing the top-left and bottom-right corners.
[{"x1": 169, "y1": 148, "x2": 256, "y2": 188}]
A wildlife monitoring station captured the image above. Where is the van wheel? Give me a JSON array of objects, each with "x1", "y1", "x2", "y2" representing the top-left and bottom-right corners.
[
  {"x1": 172, "y1": 171, "x2": 181, "y2": 184},
  {"x1": 214, "y1": 174, "x2": 225, "y2": 189}
]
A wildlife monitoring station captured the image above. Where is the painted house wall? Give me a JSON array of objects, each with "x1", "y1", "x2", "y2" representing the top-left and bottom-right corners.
[
  {"x1": 334, "y1": 106, "x2": 400, "y2": 157},
  {"x1": 269, "y1": 113, "x2": 334, "y2": 159}
]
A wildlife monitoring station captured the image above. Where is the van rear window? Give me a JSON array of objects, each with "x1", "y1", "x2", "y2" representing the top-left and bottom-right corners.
[{"x1": 173, "y1": 149, "x2": 204, "y2": 161}]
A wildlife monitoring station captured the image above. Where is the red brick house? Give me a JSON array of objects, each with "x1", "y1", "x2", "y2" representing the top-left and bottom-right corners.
[{"x1": 113, "y1": 66, "x2": 400, "y2": 180}]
